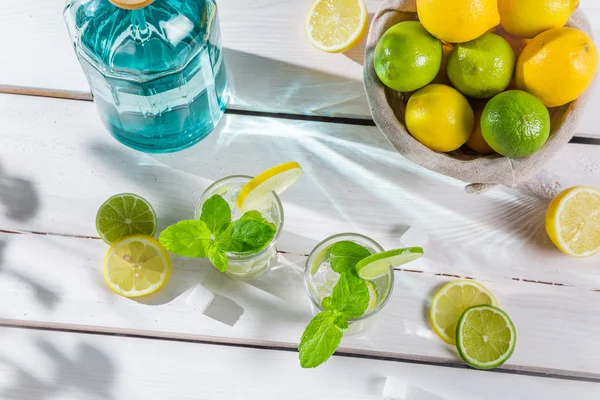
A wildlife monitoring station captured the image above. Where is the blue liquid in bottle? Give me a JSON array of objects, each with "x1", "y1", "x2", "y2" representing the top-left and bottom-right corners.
[{"x1": 64, "y1": 0, "x2": 228, "y2": 153}]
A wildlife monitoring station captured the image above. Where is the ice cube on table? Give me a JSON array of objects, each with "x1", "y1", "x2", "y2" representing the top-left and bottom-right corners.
[
  {"x1": 184, "y1": 284, "x2": 215, "y2": 312},
  {"x1": 400, "y1": 225, "x2": 429, "y2": 248}
]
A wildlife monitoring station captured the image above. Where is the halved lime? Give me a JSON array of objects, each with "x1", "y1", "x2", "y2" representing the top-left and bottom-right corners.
[
  {"x1": 355, "y1": 247, "x2": 423, "y2": 280},
  {"x1": 456, "y1": 305, "x2": 516, "y2": 370},
  {"x1": 96, "y1": 193, "x2": 157, "y2": 244}
]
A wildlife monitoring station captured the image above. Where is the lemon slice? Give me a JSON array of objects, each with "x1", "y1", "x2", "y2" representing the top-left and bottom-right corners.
[
  {"x1": 430, "y1": 280, "x2": 498, "y2": 344},
  {"x1": 546, "y1": 186, "x2": 600, "y2": 258},
  {"x1": 305, "y1": 0, "x2": 368, "y2": 53},
  {"x1": 365, "y1": 281, "x2": 378, "y2": 312},
  {"x1": 103, "y1": 234, "x2": 171, "y2": 298},
  {"x1": 236, "y1": 162, "x2": 302, "y2": 211}
]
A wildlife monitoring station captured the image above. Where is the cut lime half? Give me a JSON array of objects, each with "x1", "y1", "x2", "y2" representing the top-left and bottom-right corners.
[
  {"x1": 355, "y1": 247, "x2": 423, "y2": 280},
  {"x1": 96, "y1": 193, "x2": 157, "y2": 244},
  {"x1": 456, "y1": 305, "x2": 516, "y2": 370}
]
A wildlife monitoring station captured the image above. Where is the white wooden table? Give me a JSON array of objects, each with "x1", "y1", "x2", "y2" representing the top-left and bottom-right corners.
[{"x1": 1, "y1": 1, "x2": 600, "y2": 398}]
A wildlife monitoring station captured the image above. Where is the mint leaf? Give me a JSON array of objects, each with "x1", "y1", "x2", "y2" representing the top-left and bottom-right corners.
[
  {"x1": 333, "y1": 314, "x2": 349, "y2": 332},
  {"x1": 298, "y1": 311, "x2": 343, "y2": 368},
  {"x1": 158, "y1": 220, "x2": 212, "y2": 258},
  {"x1": 215, "y1": 224, "x2": 243, "y2": 253},
  {"x1": 322, "y1": 272, "x2": 370, "y2": 318},
  {"x1": 239, "y1": 210, "x2": 264, "y2": 222},
  {"x1": 229, "y1": 217, "x2": 276, "y2": 252},
  {"x1": 329, "y1": 241, "x2": 371, "y2": 274},
  {"x1": 200, "y1": 194, "x2": 231, "y2": 234},
  {"x1": 207, "y1": 244, "x2": 228, "y2": 272}
]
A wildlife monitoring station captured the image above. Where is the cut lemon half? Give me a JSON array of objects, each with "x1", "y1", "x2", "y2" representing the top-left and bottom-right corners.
[
  {"x1": 456, "y1": 305, "x2": 516, "y2": 370},
  {"x1": 103, "y1": 234, "x2": 171, "y2": 298},
  {"x1": 430, "y1": 280, "x2": 498, "y2": 344},
  {"x1": 355, "y1": 247, "x2": 423, "y2": 280},
  {"x1": 546, "y1": 186, "x2": 600, "y2": 258},
  {"x1": 305, "y1": 0, "x2": 368, "y2": 53},
  {"x1": 236, "y1": 162, "x2": 302, "y2": 212}
]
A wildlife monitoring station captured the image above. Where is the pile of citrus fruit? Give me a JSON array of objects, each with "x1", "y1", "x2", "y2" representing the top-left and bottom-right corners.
[{"x1": 371, "y1": 0, "x2": 598, "y2": 158}]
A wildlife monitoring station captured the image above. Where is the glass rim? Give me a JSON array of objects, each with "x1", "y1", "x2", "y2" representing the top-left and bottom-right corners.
[
  {"x1": 304, "y1": 232, "x2": 394, "y2": 322},
  {"x1": 198, "y1": 175, "x2": 284, "y2": 261}
]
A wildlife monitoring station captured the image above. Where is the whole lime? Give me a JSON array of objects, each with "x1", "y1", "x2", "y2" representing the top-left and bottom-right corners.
[
  {"x1": 481, "y1": 90, "x2": 550, "y2": 158},
  {"x1": 447, "y1": 33, "x2": 516, "y2": 99},
  {"x1": 374, "y1": 21, "x2": 442, "y2": 92}
]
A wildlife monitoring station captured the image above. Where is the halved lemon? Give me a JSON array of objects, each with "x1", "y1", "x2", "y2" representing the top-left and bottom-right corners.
[
  {"x1": 103, "y1": 234, "x2": 171, "y2": 298},
  {"x1": 236, "y1": 162, "x2": 302, "y2": 211},
  {"x1": 430, "y1": 280, "x2": 498, "y2": 344},
  {"x1": 305, "y1": 0, "x2": 368, "y2": 53},
  {"x1": 546, "y1": 186, "x2": 600, "y2": 258}
]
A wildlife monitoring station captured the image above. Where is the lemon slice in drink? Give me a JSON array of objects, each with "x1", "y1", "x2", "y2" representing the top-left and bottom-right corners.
[
  {"x1": 430, "y1": 280, "x2": 498, "y2": 344},
  {"x1": 96, "y1": 193, "x2": 157, "y2": 245},
  {"x1": 103, "y1": 234, "x2": 171, "y2": 298},
  {"x1": 355, "y1": 247, "x2": 423, "y2": 280},
  {"x1": 305, "y1": 0, "x2": 368, "y2": 53},
  {"x1": 456, "y1": 305, "x2": 516, "y2": 370},
  {"x1": 236, "y1": 162, "x2": 303, "y2": 211},
  {"x1": 546, "y1": 186, "x2": 600, "y2": 258}
]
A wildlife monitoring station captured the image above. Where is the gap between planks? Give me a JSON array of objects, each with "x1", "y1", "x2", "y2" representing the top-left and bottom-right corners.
[
  {"x1": 1, "y1": 319, "x2": 599, "y2": 384},
  {"x1": 0, "y1": 229, "x2": 593, "y2": 291},
  {"x1": 2, "y1": 85, "x2": 600, "y2": 143}
]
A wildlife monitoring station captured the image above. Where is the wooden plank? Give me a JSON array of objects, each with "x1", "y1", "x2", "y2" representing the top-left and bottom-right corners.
[
  {"x1": 1, "y1": 0, "x2": 600, "y2": 134},
  {"x1": 0, "y1": 326, "x2": 599, "y2": 399},
  {"x1": 1, "y1": 93, "x2": 600, "y2": 288}
]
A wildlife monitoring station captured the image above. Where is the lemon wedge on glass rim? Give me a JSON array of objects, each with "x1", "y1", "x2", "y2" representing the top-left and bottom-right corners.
[
  {"x1": 103, "y1": 234, "x2": 171, "y2": 298},
  {"x1": 305, "y1": 0, "x2": 368, "y2": 53},
  {"x1": 236, "y1": 162, "x2": 303, "y2": 212}
]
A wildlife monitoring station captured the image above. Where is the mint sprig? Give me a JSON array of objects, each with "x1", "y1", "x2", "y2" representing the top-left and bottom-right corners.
[
  {"x1": 159, "y1": 194, "x2": 276, "y2": 272},
  {"x1": 298, "y1": 241, "x2": 372, "y2": 368}
]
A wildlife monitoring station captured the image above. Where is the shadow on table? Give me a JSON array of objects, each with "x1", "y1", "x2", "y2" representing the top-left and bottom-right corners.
[
  {"x1": 223, "y1": 48, "x2": 369, "y2": 117},
  {"x1": 0, "y1": 339, "x2": 115, "y2": 399}
]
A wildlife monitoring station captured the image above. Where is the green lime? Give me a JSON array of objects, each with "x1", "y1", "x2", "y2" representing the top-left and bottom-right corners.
[
  {"x1": 456, "y1": 305, "x2": 517, "y2": 370},
  {"x1": 374, "y1": 21, "x2": 442, "y2": 92},
  {"x1": 96, "y1": 193, "x2": 157, "y2": 244},
  {"x1": 355, "y1": 247, "x2": 423, "y2": 280},
  {"x1": 481, "y1": 90, "x2": 550, "y2": 158},
  {"x1": 447, "y1": 33, "x2": 516, "y2": 99}
]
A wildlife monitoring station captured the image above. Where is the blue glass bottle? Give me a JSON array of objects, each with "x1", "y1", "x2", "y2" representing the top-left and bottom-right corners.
[{"x1": 64, "y1": 0, "x2": 228, "y2": 153}]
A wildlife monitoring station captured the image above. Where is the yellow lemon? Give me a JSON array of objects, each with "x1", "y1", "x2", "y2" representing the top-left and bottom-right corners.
[
  {"x1": 305, "y1": 0, "x2": 368, "y2": 53},
  {"x1": 546, "y1": 186, "x2": 600, "y2": 258},
  {"x1": 416, "y1": 0, "x2": 500, "y2": 43},
  {"x1": 516, "y1": 27, "x2": 598, "y2": 107},
  {"x1": 498, "y1": 0, "x2": 579, "y2": 39},
  {"x1": 406, "y1": 84, "x2": 474, "y2": 152}
]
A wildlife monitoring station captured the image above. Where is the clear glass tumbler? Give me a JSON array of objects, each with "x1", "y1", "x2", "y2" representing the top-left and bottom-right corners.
[
  {"x1": 304, "y1": 233, "x2": 394, "y2": 335},
  {"x1": 195, "y1": 176, "x2": 284, "y2": 280}
]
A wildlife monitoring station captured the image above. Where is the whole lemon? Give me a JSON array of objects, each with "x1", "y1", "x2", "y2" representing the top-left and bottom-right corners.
[
  {"x1": 481, "y1": 90, "x2": 550, "y2": 158},
  {"x1": 447, "y1": 33, "x2": 516, "y2": 99},
  {"x1": 516, "y1": 27, "x2": 598, "y2": 107},
  {"x1": 374, "y1": 22, "x2": 442, "y2": 92},
  {"x1": 406, "y1": 84, "x2": 474, "y2": 152},
  {"x1": 417, "y1": 0, "x2": 500, "y2": 43},
  {"x1": 498, "y1": 0, "x2": 579, "y2": 39}
]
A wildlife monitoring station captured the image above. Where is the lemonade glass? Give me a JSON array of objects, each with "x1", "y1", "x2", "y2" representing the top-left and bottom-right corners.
[
  {"x1": 195, "y1": 175, "x2": 283, "y2": 280},
  {"x1": 304, "y1": 233, "x2": 394, "y2": 335}
]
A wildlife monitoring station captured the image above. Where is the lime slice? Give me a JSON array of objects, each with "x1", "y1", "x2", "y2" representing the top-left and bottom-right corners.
[
  {"x1": 236, "y1": 162, "x2": 302, "y2": 211},
  {"x1": 430, "y1": 280, "x2": 498, "y2": 344},
  {"x1": 456, "y1": 305, "x2": 516, "y2": 370},
  {"x1": 355, "y1": 247, "x2": 423, "y2": 280},
  {"x1": 103, "y1": 234, "x2": 171, "y2": 298},
  {"x1": 96, "y1": 193, "x2": 157, "y2": 244}
]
